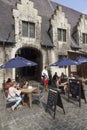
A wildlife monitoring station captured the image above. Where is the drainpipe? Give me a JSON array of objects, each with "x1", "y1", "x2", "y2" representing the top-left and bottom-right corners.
[
  {"x1": 46, "y1": 45, "x2": 52, "y2": 84},
  {"x1": 46, "y1": 45, "x2": 49, "y2": 66},
  {"x1": 2, "y1": 41, "x2": 6, "y2": 89}
]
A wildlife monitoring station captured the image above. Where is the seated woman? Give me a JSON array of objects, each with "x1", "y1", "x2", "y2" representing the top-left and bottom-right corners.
[
  {"x1": 7, "y1": 81, "x2": 22, "y2": 111},
  {"x1": 56, "y1": 76, "x2": 68, "y2": 93}
]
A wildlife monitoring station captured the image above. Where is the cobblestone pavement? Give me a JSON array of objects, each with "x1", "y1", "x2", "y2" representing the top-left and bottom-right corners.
[{"x1": 0, "y1": 86, "x2": 87, "y2": 130}]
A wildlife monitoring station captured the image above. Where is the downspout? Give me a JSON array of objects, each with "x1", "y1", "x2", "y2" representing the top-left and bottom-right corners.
[
  {"x1": 2, "y1": 41, "x2": 6, "y2": 89},
  {"x1": 46, "y1": 45, "x2": 49, "y2": 66}
]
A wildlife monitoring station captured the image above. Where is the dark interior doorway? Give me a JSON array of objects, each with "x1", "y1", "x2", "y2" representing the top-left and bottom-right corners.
[{"x1": 15, "y1": 47, "x2": 42, "y2": 82}]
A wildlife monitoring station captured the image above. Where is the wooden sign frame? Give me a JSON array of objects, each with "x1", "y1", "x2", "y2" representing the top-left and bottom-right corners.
[
  {"x1": 46, "y1": 89, "x2": 65, "y2": 119},
  {"x1": 68, "y1": 79, "x2": 86, "y2": 107}
]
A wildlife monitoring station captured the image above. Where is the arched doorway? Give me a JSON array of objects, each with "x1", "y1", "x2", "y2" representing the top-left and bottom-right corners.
[{"x1": 15, "y1": 47, "x2": 42, "y2": 82}]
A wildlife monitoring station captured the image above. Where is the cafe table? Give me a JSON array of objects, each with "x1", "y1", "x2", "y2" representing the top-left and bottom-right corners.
[{"x1": 21, "y1": 87, "x2": 38, "y2": 108}]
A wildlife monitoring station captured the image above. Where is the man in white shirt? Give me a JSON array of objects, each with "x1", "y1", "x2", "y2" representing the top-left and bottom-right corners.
[
  {"x1": 42, "y1": 66, "x2": 49, "y2": 78},
  {"x1": 41, "y1": 66, "x2": 49, "y2": 85}
]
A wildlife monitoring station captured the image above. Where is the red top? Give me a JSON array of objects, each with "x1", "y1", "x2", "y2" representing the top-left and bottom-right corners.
[{"x1": 4, "y1": 82, "x2": 11, "y2": 93}]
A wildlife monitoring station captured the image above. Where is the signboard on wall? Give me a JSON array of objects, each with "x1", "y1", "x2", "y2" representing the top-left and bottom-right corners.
[{"x1": 71, "y1": 65, "x2": 77, "y2": 72}]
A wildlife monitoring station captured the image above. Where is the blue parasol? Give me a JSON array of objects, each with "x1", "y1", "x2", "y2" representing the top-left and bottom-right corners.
[
  {"x1": 50, "y1": 57, "x2": 77, "y2": 67},
  {"x1": 75, "y1": 56, "x2": 87, "y2": 64},
  {"x1": 0, "y1": 56, "x2": 37, "y2": 69}
]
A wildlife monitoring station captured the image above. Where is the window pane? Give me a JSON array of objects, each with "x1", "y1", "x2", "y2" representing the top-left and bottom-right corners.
[
  {"x1": 29, "y1": 22, "x2": 35, "y2": 38},
  {"x1": 82, "y1": 33, "x2": 85, "y2": 43},
  {"x1": 58, "y1": 29, "x2": 62, "y2": 41},
  {"x1": 63, "y1": 29, "x2": 66, "y2": 42},
  {"x1": 58, "y1": 28, "x2": 66, "y2": 42},
  {"x1": 86, "y1": 34, "x2": 87, "y2": 43},
  {"x1": 22, "y1": 21, "x2": 28, "y2": 37}
]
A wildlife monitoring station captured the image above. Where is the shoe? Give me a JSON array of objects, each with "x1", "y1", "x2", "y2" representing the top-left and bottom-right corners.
[
  {"x1": 17, "y1": 105, "x2": 22, "y2": 109},
  {"x1": 22, "y1": 101, "x2": 26, "y2": 106},
  {"x1": 22, "y1": 102, "x2": 27, "y2": 106},
  {"x1": 11, "y1": 106, "x2": 15, "y2": 111}
]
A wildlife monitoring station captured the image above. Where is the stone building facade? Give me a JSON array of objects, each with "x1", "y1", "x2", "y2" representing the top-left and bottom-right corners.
[{"x1": 0, "y1": 0, "x2": 87, "y2": 87}]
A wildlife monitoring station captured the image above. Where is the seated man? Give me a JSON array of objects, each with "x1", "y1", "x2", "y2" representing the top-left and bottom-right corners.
[
  {"x1": 7, "y1": 81, "x2": 22, "y2": 111},
  {"x1": 68, "y1": 73, "x2": 75, "y2": 80},
  {"x1": 56, "y1": 76, "x2": 68, "y2": 93}
]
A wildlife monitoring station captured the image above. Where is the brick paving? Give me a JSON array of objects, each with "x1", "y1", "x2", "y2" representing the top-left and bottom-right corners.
[{"x1": 0, "y1": 86, "x2": 87, "y2": 130}]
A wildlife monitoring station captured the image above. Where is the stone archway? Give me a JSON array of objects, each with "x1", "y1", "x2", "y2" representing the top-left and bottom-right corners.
[{"x1": 15, "y1": 47, "x2": 42, "y2": 82}]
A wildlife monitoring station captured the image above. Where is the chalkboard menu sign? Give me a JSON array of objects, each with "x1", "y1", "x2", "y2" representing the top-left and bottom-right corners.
[
  {"x1": 69, "y1": 79, "x2": 80, "y2": 98},
  {"x1": 68, "y1": 79, "x2": 86, "y2": 107},
  {"x1": 46, "y1": 89, "x2": 65, "y2": 119}
]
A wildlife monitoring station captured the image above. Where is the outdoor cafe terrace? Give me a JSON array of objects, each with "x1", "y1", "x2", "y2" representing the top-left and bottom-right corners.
[{"x1": 0, "y1": 80, "x2": 87, "y2": 130}]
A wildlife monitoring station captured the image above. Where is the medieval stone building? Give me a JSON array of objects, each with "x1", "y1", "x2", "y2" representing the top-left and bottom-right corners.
[{"x1": 0, "y1": 0, "x2": 87, "y2": 86}]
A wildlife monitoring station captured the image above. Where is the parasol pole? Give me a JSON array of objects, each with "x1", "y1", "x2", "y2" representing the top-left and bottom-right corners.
[{"x1": 64, "y1": 66, "x2": 67, "y2": 75}]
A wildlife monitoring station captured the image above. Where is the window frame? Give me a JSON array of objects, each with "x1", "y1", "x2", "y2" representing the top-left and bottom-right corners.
[
  {"x1": 58, "y1": 28, "x2": 66, "y2": 42},
  {"x1": 82, "y1": 33, "x2": 87, "y2": 44},
  {"x1": 22, "y1": 21, "x2": 35, "y2": 38}
]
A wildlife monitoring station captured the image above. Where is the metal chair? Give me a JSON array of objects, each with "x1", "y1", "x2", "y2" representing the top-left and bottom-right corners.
[{"x1": 32, "y1": 84, "x2": 43, "y2": 107}]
